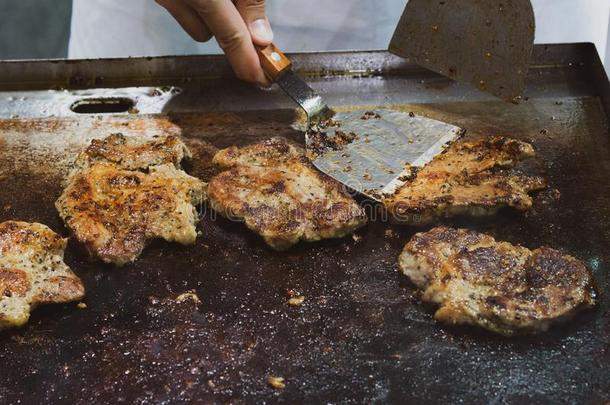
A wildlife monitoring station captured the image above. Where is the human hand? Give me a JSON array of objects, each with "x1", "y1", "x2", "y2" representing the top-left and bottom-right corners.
[{"x1": 156, "y1": 0, "x2": 273, "y2": 85}]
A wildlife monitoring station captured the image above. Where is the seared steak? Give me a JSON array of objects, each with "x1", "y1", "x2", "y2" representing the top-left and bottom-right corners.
[
  {"x1": 385, "y1": 137, "x2": 546, "y2": 224},
  {"x1": 207, "y1": 137, "x2": 367, "y2": 250},
  {"x1": 0, "y1": 221, "x2": 84, "y2": 329},
  {"x1": 56, "y1": 134, "x2": 206, "y2": 265},
  {"x1": 399, "y1": 227, "x2": 596, "y2": 335}
]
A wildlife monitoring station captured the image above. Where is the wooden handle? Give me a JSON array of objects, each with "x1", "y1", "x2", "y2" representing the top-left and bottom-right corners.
[{"x1": 256, "y1": 43, "x2": 292, "y2": 81}]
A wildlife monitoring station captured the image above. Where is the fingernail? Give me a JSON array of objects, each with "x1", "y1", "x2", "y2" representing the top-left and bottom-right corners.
[{"x1": 250, "y1": 19, "x2": 273, "y2": 43}]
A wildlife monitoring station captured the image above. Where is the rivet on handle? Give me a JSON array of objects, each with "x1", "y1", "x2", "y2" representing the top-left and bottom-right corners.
[{"x1": 256, "y1": 43, "x2": 292, "y2": 81}]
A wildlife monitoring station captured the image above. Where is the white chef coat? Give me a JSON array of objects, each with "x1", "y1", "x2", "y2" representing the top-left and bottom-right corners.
[{"x1": 69, "y1": 0, "x2": 610, "y2": 69}]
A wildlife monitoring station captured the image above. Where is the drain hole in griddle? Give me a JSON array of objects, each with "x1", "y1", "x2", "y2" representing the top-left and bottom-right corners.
[{"x1": 70, "y1": 97, "x2": 135, "y2": 114}]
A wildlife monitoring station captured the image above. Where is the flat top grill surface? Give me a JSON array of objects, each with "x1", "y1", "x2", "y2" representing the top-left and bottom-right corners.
[{"x1": 0, "y1": 46, "x2": 608, "y2": 404}]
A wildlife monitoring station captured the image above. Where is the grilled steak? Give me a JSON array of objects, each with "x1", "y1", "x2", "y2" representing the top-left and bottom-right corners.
[
  {"x1": 384, "y1": 137, "x2": 546, "y2": 224},
  {"x1": 399, "y1": 227, "x2": 597, "y2": 335},
  {"x1": 207, "y1": 137, "x2": 367, "y2": 250},
  {"x1": 0, "y1": 221, "x2": 84, "y2": 330},
  {"x1": 56, "y1": 134, "x2": 206, "y2": 265},
  {"x1": 82, "y1": 132, "x2": 191, "y2": 170}
]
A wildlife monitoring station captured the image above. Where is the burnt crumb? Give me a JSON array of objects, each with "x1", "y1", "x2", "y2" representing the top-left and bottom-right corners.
[
  {"x1": 389, "y1": 353, "x2": 403, "y2": 360},
  {"x1": 335, "y1": 130, "x2": 358, "y2": 146},
  {"x1": 108, "y1": 174, "x2": 141, "y2": 188},
  {"x1": 485, "y1": 295, "x2": 507, "y2": 309},
  {"x1": 306, "y1": 131, "x2": 330, "y2": 156},
  {"x1": 175, "y1": 290, "x2": 201, "y2": 304},
  {"x1": 287, "y1": 295, "x2": 305, "y2": 306},
  {"x1": 267, "y1": 376, "x2": 286, "y2": 390},
  {"x1": 546, "y1": 188, "x2": 561, "y2": 200},
  {"x1": 432, "y1": 195, "x2": 455, "y2": 204},
  {"x1": 316, "y1": 118, "x2": 340, "y2": 129},
  {"x1": 534, "y1": 188, "x2": 561, "y2": 210},
  {"x1": 263, "y1": 181, "x2": 286, "y2": 195},
  {"x1": 364, "y1": 189, "x2": 383, "y2": 200},
  {"x1": 307, "y1": 128, "x2": 359, "y2": 156},
  {"x1": 384, "y1": 228, "x2": 397, "y2": 238},
  {"x1": 397, "y1": 164, "x2": 419, "y2": 183},
  {"x1": 360, "y1": 111, "x2": 381, "y2": 120}
]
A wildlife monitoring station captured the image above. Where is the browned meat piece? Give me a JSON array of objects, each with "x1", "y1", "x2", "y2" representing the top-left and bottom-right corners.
[
  {"x1": 82, "y1": 132, "x2": 190, "y2": 170},
  {"x1": 207, "y1": 137, "x2": 367, "y2": 250},
  {"x1": 56, "y1": 134, "x2": 206, "y2": 266},
  {"x1": 398, "y1": 227, "x2": 597, "y2": 335},
  {"x1": 0, "y1": 221, "x2": 85, "y2": 330},
  {"x1": 384, "y1": 137, "x2": 546, "y2": 224}
]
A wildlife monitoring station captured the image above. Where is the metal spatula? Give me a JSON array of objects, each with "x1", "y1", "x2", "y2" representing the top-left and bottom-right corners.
[
  {"x1": 389, "y1": 0, "x2": 535, "y2": 102},
  {"x1": 257, "y1": 44, "x2": 463, "y2": 201}
]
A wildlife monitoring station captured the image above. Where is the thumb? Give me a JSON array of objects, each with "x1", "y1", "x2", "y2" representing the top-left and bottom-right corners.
[{"x1": 236, "y1": 0, "x2": 273, "y2": 46}]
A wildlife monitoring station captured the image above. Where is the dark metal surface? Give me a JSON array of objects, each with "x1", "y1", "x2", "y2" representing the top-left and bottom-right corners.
[
  {"x1": 0, "y1": 46, "x2": 608, "y2": 404},
  {"x1": 390, "y1": 0, "x2": 535, "y2": 101}
]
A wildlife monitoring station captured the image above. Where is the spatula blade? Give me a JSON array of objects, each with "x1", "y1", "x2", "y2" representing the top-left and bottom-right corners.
[
  {"x1": 307, "y1": 109, "x2": 463, "y2": 201},
  {"x1": 389, "y1": 0, "x2": 535, "y2": 102}
]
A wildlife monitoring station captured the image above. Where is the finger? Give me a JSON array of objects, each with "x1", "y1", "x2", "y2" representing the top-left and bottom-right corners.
[
  {"x1": 186, "y1": 0, "x2": 268, "y2": 84},
  {"x1": 235, "y1": 0, "x2": 273, "y2": 46},
  {"x1": 156, "y1": 0, "x2": 213, "y2": 42}
]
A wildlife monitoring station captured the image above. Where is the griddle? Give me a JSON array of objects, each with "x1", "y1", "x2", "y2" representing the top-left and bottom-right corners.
[{"x1": 0, "y1": 44, "x2": 608, "y2": 404}]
